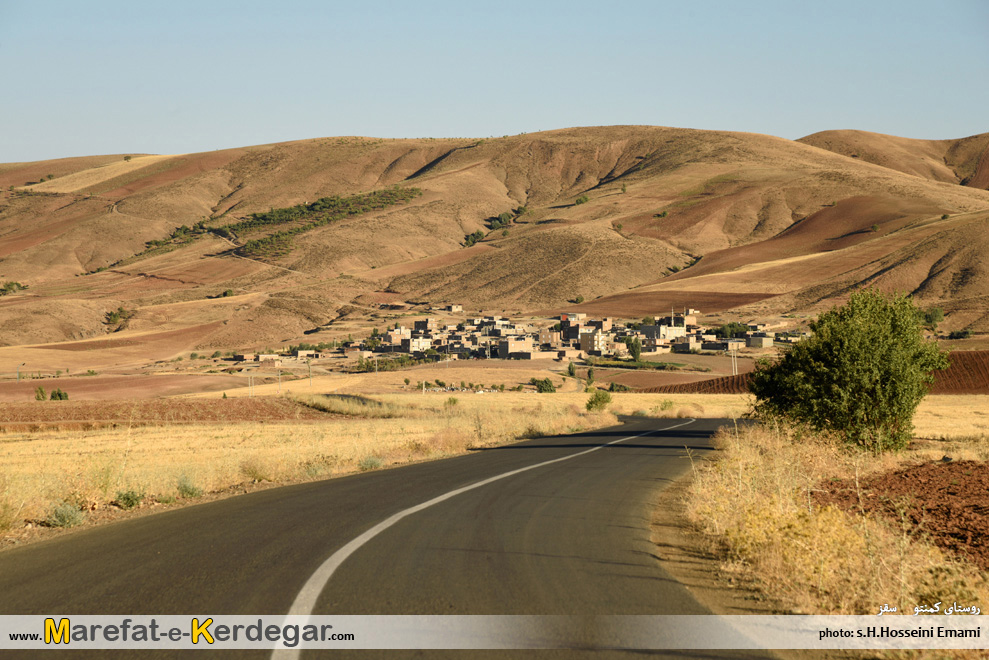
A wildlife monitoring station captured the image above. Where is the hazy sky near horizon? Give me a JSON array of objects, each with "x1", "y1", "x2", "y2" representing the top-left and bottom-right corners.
[{"x1": 2, "y1": 0, "x2": 987, "y2": 162}]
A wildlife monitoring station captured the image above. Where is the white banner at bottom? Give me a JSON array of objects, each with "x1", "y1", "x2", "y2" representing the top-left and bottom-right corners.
[{"x1": 1, "y1": 615, "x2": 986, "y2": 651}]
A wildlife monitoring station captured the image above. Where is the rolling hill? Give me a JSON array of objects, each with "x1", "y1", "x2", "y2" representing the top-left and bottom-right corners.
[{"x1": 1, "y1": 125, "x2": 988, "y2": 367}]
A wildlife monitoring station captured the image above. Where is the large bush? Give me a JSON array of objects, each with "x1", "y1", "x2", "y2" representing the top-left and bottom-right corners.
[{"x1": 750, "y1": 290, "x2": 948, "y2": 452}]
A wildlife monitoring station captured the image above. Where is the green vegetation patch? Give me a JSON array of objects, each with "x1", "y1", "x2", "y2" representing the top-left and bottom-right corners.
[
  {"x1": 591, "y1": 359, "x2": 690, "y2": 371},
  {"x1": 232, "y1": 187, "x2": 421, "y2": 259}
]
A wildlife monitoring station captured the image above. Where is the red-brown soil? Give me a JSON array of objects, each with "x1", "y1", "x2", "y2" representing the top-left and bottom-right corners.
[
  {"x1": 932, "y1": 350, "x2": 989, "y2": 394},
  {"x1": 0, "y1": 374, "x2": 244, "y2": 402},
  {"x1": 548, "y1": 291, "x2": 777, "y2": 317},
  {"x1": 0, "y1": 398, "x2": 331, "y2": 431},
  {"x1": 639, "y1": 350, "x2": 989, "y2": 395},
  {"x1": 638, "y1": 372, "x2": 754, "y2": 394},
  {"x1": 813, "y1": 460, "x2": 989, "y2": 570}
]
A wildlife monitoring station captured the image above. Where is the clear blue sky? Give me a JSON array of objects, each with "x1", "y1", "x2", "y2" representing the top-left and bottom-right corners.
[{"x1": 2, "y1": 0, "x2": 987, "y2": 162}]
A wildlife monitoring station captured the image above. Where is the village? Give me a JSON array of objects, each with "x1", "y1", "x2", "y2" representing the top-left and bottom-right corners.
[{"x1": 232, "y1": 306, "x2": 806, "y2": 368}]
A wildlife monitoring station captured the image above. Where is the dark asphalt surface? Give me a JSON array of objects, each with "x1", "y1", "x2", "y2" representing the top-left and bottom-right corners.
[{"x1": 0, "y1": 416, "x2": 772, "y2": 659}]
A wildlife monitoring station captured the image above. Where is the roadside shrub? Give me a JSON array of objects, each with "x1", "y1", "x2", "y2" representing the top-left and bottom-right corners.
[
  {"x1": 0, "y1": 478, "x2": 20, "y2": 533},
  {"x1": 176, "y1": 475, "x2": 202, "y2": 498},
  {"x1": 529, "y1": 377, "x2": 556, "y2": 393},
  {"x1": 49, "y1": 388, "x2": 68, "y2": 400},
  {"x1": 586, "y1": 390, "x2": 612, "y2": 411},
  {"x1": 114, "y1": 489, "x2": 144, "y2": 510},
  {"x1": 45, "y1": 502, "x2": 85, "y2": 528},
  {"x1": 358, "y1": 455, "x2": 384, "y2": 472},
  {"x1": 239, "y1": 457, "x2": 274, "y2": 482},
  {"x1": 948, "y1": 329, "x2": 972, "y2": 340},
  {"x1": 751, "y1": 289, "x2": 948, "y2": 452},
  {"x1": 34, "y1": 386, "x2": 46, "y2": 401},
  {"x1": 0, "y1": 498, "x2": 19, "y2": 533}
]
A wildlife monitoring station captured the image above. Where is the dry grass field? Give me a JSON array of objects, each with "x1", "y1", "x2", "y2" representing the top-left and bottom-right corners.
[
  {"x1": 0, "y1": 392, "x2": 632, "y2": 540},
  {"x1": 683, "y1": 395, "x2": 989, "y2": 659},
  {"x1": 2, "y1": 387, "x2": 970, "y2": 544}
]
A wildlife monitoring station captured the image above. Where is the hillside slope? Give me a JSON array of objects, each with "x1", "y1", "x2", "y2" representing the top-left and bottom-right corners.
[
  {"x1": 1, "y1": 125, "x2": 988, "y2": 360},
  {"x1": 799, "y1": 130, "x2": 989, "y2": 189}
]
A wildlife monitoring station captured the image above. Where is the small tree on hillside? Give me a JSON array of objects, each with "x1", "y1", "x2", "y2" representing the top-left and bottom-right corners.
[{"x1": 750, "y1": 289, "x2": 949, "y2": 452}]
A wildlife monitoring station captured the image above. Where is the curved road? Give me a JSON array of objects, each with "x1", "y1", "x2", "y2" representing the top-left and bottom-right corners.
[{"x1": 1, "y1": 416, "x2": 769, "y2": 658}]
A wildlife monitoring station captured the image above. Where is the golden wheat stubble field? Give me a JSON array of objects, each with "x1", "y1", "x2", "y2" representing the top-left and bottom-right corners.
[
  {"x1": 0, "y1": 390, "x2": 748, "y2": 543},
  {"x1": 2, "y1": 384, "x2": 982, "y2": 541}
]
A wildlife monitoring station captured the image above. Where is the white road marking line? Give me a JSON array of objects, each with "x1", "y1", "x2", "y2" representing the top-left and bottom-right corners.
[{"x1": 272, "y1": 418, "x2": 697, "y2": 659}]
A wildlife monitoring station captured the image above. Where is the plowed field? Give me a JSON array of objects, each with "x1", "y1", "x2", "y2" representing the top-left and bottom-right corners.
[
  {"x1": 638, "y1": 350, "x2": 989, "y2": 395},
  {"x1": 813, "y1": 460, "x2": 989, "y2": 570},
  {"x1": 0, "y1": 398, "x2": 332, "y2": 431}
]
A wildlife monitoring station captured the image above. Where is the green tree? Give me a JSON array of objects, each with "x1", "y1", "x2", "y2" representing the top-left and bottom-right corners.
[
  {"x1": 529, "y1": 377, "x2": 556, "y2": 393},
  {"x1": 586, "y1": 390, "x2": 612, "y2": 411},
  {"x1": 35, "y1": 386, "x2": 46, "y2": 401},
  {"x1": 750, "y1": 289, "x2": 949, "y2": 453},
  {"x1": 586, "y1": 367, "x2": 594, "y2": 385},
  {"x1": 628, "y1": 337, "x2": 642, "y2": 361},
  {"x1": 464, "y1": 230, "x2": 485, "y2": 247},
  {"x1": 920, "y1": 307, "x2": 944, "y2": 333},
  {"x1": 574, "y1": 195, "x2": 589, "y2": 205},
  {"x1": 714, "y1": 322, "x2": 749, "y2": 339},
  {"x1": 567, "y1": 361, "x2": 576, "y2": 377}
]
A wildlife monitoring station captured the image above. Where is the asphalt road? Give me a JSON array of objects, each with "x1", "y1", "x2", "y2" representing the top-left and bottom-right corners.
[{"x1": 0, "y1": 416, "x2": 771, "y2": 659}]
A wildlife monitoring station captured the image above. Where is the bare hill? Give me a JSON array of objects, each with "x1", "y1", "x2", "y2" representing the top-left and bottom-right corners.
[
  {"x1": 1, "y1": 125, "x2": 988, "y2": 364},
  {"x1": 799, "y1": 130, "x2": 989, "y2": 189}
]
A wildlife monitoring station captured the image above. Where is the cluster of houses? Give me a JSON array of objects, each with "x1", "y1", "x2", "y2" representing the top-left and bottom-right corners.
[{"x1": 229, "y1": 306, "x2": 802, "y2": 365}]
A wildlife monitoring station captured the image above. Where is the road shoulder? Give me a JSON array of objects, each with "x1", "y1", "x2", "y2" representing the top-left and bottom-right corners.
[{"x1": 651, "y1": 472, "x2": 869, "y2": 660}]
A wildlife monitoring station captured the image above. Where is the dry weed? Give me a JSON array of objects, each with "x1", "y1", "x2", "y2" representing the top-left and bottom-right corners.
[
  {"x1": 0, "y1": 392, "x2": 619, "y2": 527},
  {"x1": 685, "y1": 423, "x2": 989, "y2": 627}
]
